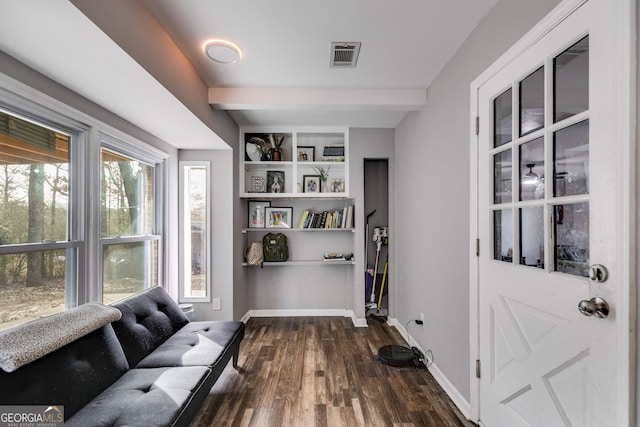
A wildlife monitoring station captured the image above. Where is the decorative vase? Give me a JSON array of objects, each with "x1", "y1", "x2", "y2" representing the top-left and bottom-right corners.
[{"x1": 271, "y1": 148, "x2": 281, "y2": 161}]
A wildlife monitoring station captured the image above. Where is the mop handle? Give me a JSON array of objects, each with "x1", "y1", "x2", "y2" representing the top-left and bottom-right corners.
[{"x1": 377, "y1": 261, "x2": 388, "y2": 310}]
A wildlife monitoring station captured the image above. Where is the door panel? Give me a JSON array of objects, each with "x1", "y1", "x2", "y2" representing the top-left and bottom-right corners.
[{"x1": 476, "y1": 1, "x2": 631, "y2": 425}]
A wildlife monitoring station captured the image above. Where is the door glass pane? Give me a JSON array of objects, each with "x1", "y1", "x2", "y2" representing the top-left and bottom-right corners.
[
  {"x1": 494, "y1": 88, "x2": 513, "y2": 147},
  {"x1": 101, "y1": 149, "x2": 155, "y2": 237},
  {"x1": 103, "y1": 240, "x2": 159, "y2": 304},
  {"x1": 554, "y1": 120, "x2": 589, "y2": 197},
  {"x1": 493, "y1": 149, "x2": 512, "y2": 204},
  {"x1": 494, "y1": 209, "x2": 513, "y2": 262},
  {"x1": 519, "y1": 66, "x2": 545, "y2": 136},
  {"x1": 554, "y1": 203, "x2": 589, "y2": 276},
  {"x1": 520, "y1": 207, "x2": 544, "y2": 269},
  {"x1": 519, "y1": 137, "x2": 545, "y2": 201},
  {"x1": 554, "y1": 36, "x2": 589, "y2": 122}
]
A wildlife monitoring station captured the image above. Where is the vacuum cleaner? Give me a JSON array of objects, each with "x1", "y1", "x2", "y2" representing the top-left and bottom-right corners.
[{"x1": 366, "y1": 226, "x2": 388, "y2": 320}]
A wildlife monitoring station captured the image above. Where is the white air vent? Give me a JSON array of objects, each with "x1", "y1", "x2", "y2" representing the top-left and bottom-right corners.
[{"x1": 330, "y1": 42, "x2": 361, "y2": 68}]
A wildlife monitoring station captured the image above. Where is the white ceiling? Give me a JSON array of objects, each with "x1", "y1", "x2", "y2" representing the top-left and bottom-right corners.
[
  {"x1": 140, "y1": 0, "x2": 497, "y2": 127},
  {"x1": 0, "y1": 0, "x2": 497, "y2": 148}
]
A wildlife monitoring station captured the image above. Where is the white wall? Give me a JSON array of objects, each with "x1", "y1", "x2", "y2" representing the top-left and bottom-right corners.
[{"x1": 394, "y1": 0, "x2": 562, "y2": 403}]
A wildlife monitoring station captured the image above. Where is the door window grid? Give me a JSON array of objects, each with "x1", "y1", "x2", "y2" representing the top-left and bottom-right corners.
[{"x1": 490, "y1": 35, "x2": 589, "y2": 276}]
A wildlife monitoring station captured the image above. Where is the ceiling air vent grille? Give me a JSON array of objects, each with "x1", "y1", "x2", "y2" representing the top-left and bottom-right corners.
[{"x1": 330, "y1": 42, "x2": 361, "y2": 68}]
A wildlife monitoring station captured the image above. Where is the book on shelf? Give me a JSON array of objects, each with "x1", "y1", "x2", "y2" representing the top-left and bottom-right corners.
[
  {"x1": 297, "y1": 209, "x2": 310, "y2": 228},
  {"x1": 296, "y1": 205, "x2": 354, "y2": 229}
]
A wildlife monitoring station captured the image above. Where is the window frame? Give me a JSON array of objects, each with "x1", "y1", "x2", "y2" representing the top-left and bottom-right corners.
[
  {"x1": 0, "y1": 74, "x2": 171, "y2": 329},
  {"x1": 178, "y1": 160, "x2": 211, "y2": 303},
  {"x1": 0, "y1": 95, "x2": 87, "y2": 311},
  {"x1": 98, "y1": 132, "x2": 167, "y2": 304}
]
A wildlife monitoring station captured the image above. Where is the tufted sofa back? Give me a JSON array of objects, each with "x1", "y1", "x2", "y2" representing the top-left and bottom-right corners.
[
  {"x1": 0, "y1": 324, "x2": 129, "y2": 419},
  {"x1": 110, "y1": 287, "x2": 189, "y2": 368}
]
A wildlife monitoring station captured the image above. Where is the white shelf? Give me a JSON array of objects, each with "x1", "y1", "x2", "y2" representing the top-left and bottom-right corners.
[
  {"x1": 240, "y1": 127, "x2": 349, "y2": 198},
  {"x1": 243, "y1": 260, "x2": 355, "y2": 267},
  {"x1": 242, "y1": 228, "x2": 355, "y2": 233}
]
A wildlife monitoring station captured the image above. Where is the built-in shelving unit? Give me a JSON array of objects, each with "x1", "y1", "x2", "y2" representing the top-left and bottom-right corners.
[
  {"x1": 240, "y1": 128, "x2": 349, "y2": 198},
  {"x1": 240, "y1": 127, "x2": 354, "y2": 269}
]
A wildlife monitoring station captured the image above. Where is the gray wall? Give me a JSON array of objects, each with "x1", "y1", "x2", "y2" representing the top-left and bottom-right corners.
[
  {"x1": 70, "y1": 0, "x2": 245, "y2": 320},
  {"x1": 394, "y1": 0, "x2": 562, "y2": 402},
  {"x1": 179, "y1": 150, "x2": 235, "y2": 320},
  {"x1": 349, "y1": 128, "x2": 395, "y2": 319}
]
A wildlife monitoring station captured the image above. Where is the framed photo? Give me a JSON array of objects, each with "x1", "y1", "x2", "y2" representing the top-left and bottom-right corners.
[
  {"x1": 267, "y1": 170, "x2": 285, "y2": 193},
  {"x1": 303, "y1": 175, "x2": 321, "y2": 193},
  {"x1": 265, "y1": 207, "x2": 292, "y2": 228},
  {"x1": 331, "y1": 178, "x2": 345, "y2": 193},
  {"x1": 248, "y1": 200, "x2": 270, "y2": 228},
  {"x1": 297, "y1": 146, "x2": 315, "y2": 162}
]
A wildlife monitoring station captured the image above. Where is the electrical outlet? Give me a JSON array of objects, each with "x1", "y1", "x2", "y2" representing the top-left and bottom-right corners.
[
  {"x1": 420, "y1": 312, "x2": 425, "y2": 327},
  {"x1": 212, "y1": 298, "x2": 221, "y2": 310}
]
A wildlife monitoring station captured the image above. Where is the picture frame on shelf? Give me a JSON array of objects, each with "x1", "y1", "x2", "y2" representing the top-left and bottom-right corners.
[
  {"x1": 297, "y1": 146, "x2": 315, "y2": 162},
  {"x1": 322, "y1": 144, "x2": 345, "y2": 162},
  {"x1": 267, "y1": 171, "x2": 285, "y2": 193},
  {"x1": 331, "y1": 178, "x2": 345, "y2": 193},
  {"x1": 250, "y1": 176, "x2": 265, "y2": 193},
  {"x1": 265, "y1": 207, "x2": 292, "y2": 228},
  {"x1": 303, "y1": 175, "x2": 321, "y2": 193},
  {"x1": 248, "y1": 200, "x2": 271, "y2": 228}
]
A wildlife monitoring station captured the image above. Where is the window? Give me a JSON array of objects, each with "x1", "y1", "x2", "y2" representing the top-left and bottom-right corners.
[
  {"x1": 0, "y1": 109, "x2": 80, "y2": 331},
  {"x1": 100, "y1": 143, "x2": 162, "y2": 304},
  {"x1": 179, "y1": 162, "x2": 210, "y2": 302},
  {"x1": 0, "y1": 89, "x2": 168, "y2": 330}
]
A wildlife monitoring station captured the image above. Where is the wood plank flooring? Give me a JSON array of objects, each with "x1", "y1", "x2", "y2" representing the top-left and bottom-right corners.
[{"x1": 191, "y1": 317, "x2": 476, "y2": 427}]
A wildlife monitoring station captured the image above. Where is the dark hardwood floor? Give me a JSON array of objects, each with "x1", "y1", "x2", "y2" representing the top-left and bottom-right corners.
[{"x1": 191, "y1": 317, "x2": 476, "y2": 427}]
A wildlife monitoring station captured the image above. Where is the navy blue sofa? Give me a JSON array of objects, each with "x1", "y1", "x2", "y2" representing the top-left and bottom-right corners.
[{"x1": 0, "y1": 287, "x2": 245, "y2": 427}]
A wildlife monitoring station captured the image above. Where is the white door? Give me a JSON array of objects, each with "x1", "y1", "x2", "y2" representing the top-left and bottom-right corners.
[{"x1": 474, "y1": 0, "x2": 633, "y2": 426}]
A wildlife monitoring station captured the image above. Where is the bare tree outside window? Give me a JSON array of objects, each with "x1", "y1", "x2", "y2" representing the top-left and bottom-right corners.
[
  {"x1": 0, "y1": 111, "x2": 70, "y2": 330},
  {"x1": 101, "y1": 149, "x2": 158, "y2": 304}
]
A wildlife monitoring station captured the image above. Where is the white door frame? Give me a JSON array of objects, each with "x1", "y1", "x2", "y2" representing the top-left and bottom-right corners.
[{"x1": 468, "y1": 0, "x2": 636, "y2": 423}]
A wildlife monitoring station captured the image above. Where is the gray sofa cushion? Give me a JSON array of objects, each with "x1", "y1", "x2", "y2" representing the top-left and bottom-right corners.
[
  {"x1": 66, "y1": 366, "x2": 210, "y2": 427},
  {"x1": 136, "y1": 320, "x2": 245, "y2": 368},
  {"x1": 110, "y1": 287, "x2": 189, "y2": 368},
  {"x1": 0, "y1": 324, "x2": 129, "y2": 419}
]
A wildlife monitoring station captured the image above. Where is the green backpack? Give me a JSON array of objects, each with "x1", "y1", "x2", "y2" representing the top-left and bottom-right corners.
[{"x1": 262, "y1": 232, "x2": 289, "y2": 262}]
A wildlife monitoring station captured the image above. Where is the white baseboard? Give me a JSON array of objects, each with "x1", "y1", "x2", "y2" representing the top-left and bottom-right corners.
[
  {"x1": 241, "y1": 309, "x2": 367, "y2": 328},
  {"x1": 427, "y1": 361, "x2": 471, "y2": 419},
  {"x1": 388, "y1": 317, "x2": 471, "y2": 420}
]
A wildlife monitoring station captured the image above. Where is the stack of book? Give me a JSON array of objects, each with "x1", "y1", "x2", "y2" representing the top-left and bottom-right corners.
[
  {"x1": 297, "y1": 205, "x2": 353, "y2": 229},
  {"x1": 323, "y1": 253, "x2": 354, "y2": 262}
]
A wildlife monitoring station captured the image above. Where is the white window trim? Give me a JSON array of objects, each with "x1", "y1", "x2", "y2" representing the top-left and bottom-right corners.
[
  {"x1": 98, "y1": 133, "x2": 167, "y2": 303},
  {"x1": 178, "y1": 161, "x2": 211, "y2": 303}
]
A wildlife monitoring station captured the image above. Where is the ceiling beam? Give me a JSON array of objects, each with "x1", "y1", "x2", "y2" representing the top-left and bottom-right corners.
[{"x1": 208, "y1": 88, "x2": 427, "y2": 111}]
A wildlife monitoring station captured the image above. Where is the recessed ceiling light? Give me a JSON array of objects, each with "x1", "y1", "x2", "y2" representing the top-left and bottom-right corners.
[{"x1": 204, "y1": 39, "x2": 242, "y2": 64}]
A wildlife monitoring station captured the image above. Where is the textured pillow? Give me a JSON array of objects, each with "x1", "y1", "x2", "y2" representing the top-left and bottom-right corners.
[{"x1": 0, "y1": 303, "x2": 122, "y2": 372}]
